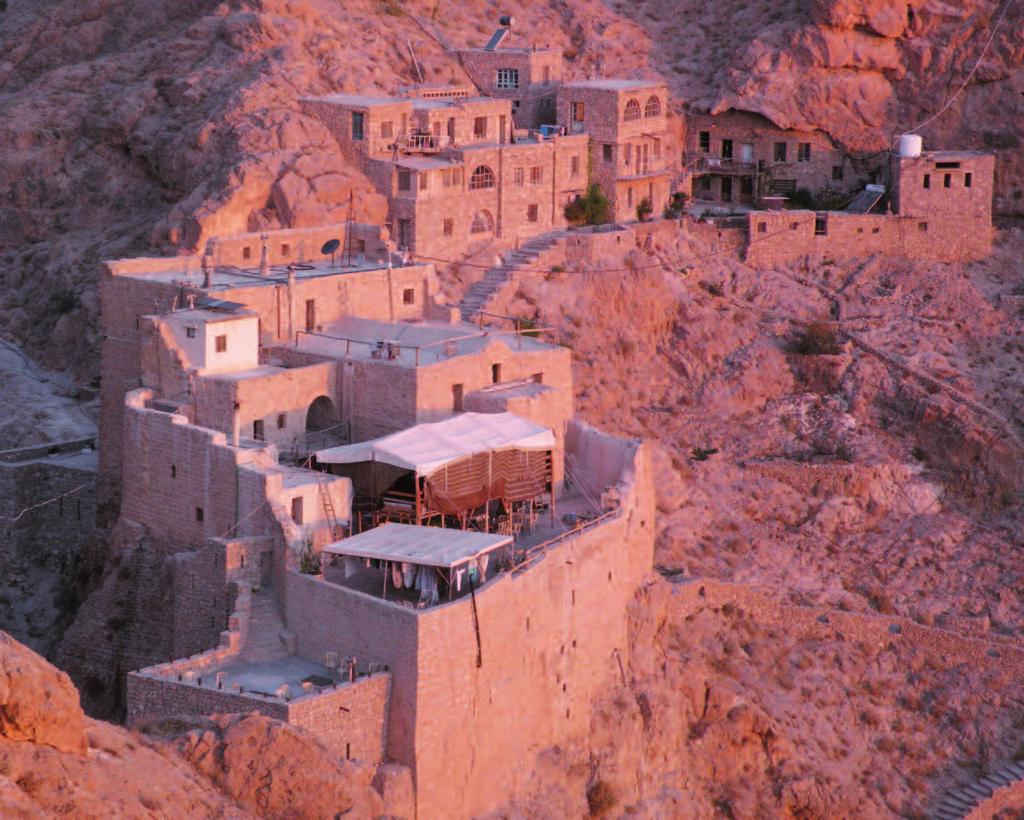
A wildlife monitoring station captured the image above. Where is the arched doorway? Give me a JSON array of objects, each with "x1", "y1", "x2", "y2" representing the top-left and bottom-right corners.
[
  {"x1": 470, "y1": 209, "x2": 494, "y2": 235},
  {"x1": 306, "y1": 396, "x2": 338, "y2": 432}
]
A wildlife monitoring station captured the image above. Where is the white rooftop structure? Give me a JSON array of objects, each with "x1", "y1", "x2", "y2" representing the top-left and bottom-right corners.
[
  {"x1": 323, "y1": 523, "x2": 510, "y2": 568},
  {"x1": 316, "y1": 412, "x2": 556, "y2": 475}
]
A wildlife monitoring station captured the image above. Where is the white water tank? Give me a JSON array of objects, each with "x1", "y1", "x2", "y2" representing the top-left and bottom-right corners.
[{"x1": 898, "y1": 133, "x2": 923, "y2": 158}]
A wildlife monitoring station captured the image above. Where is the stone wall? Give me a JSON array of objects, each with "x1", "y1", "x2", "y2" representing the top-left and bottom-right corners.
[
  {"x1": 744, "y1": 210, "x2": 992, "y2": 265},
  {"x1": 892, "y1": 153, "x2": 994, "y2": 221},
  {"x1": 127, "y1": 667, "x2": 391, "y2": 763},
  {"x1": 285, "y1": 422, "x2": 654, "y2": 818}
]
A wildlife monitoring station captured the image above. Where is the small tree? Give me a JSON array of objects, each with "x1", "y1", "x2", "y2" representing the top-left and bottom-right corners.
[
  {"x1": 564, "y1": 184, "x2": 612, "y2": 226},
  {"x1": 636, "y1": 196, "x2": 653, "y2": 222}
]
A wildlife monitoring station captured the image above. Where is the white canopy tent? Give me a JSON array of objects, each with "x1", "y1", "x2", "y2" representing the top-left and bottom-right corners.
[
  {"x1": 315, "y1": 412, "x2": 556, "y2": 475},
  {"x1": 323, "y1": 523, "x2": 511, "y2": 568}
]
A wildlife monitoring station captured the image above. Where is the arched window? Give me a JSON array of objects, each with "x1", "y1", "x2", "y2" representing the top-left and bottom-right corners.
[
  {"x1": 644, "y1": 96, "x2": 661, "y2": 117},
  {"x1": 624, "y1": 99, "x2": 641, "y2": 122},
  {"x1": 469, "y1": 166, "x2": 495, "y2": 190},
  {"x1": 470, "y1": 210, "x2": 494, "y2": 234}
]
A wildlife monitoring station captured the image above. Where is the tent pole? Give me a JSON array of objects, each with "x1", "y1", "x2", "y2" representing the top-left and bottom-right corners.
[
  {"x1": 382, "y1": 561, "x2": 388, "y2": 600},
  {"x1": 550, "y1": 450, "x2": 556, "y2": 525},
  {"x1": 415, "y1": 472, "x2": 422, "y2": 524}
]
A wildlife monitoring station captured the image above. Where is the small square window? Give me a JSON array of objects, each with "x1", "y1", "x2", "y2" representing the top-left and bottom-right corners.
[
  {"x1": 277, "y1": 413, "x2": 286, "y2": 429},
  {"x1": 918, "y1": 221, "x2": 928, "y2": 232},
  {"x1": 473, "y1": 117, "x2": 487, "y2": 139},
  {"x1": 443, "y1": 218, "x2": 454, "y2": 236},
  {"x1": 403, "y1": 288, "x2": 415, "y2": 305},
  {"x1": 965, "y1": 172, "x2": 973, "y2": 188},
  {"x1": 832, "y1": 165, "x2": 844, "y2": 181},
  {"x1": 790, "y1": 221, "x2": 799, "y2": 230},
  {"x1": 242, "y1": 246, "x2": 251, "y2": 260},
  {"x1": 527, "y1": 204, "x2": 539, "y2": 222},
  {"x1": 872, "y1": 227, "x2": 880, "y2": 234},
  {"x1": 281, "y1": 243, "x2": 290, "y2": 256},
  {"x1": 603, "y1": 144, "x2": 613, "y2": 162},
  {"x1": 814, "y1": 216, "x2": 828, "y2": 236},
  {"x1": 186, "y1": 326, "x2": 196, "y2": 339},
  {"x1": 215, "y1": 334, "x2": 227, "y2": 353},
  {"x1": 196, "y1": 507, "x2": 204, "y2": 522},
  {"x1": 495, "y1": 68, "x2": 519, "y2": 89},
  {"x1": 380, "y1": 120, "x2": 393, "y2": 139},
  {"x1": 757, "y1": 221, "x2": 767, "y2": 234}
]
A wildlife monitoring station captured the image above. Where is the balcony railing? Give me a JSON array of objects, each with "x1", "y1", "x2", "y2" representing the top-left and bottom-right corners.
[
  {"x1": 686, "y1": 153, "x2": 756, "y2": 174},
  {"x1": 399, "y1": 133, "x2": 451, "y2": 153}
]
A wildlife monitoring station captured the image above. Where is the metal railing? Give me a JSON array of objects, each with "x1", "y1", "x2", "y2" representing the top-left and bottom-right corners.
[
  {"x1": 400, "y1": 133, "x2": 451, "y2": 153},
  {"x1": 686, "y1": 153, "x2": 756, "y2": 174}
]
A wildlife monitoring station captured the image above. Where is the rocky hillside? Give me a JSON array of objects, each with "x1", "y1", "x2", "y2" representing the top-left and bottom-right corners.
[
  {"x1": 0, "y1": 629, "x2": 402, "y2": 817},
  {"x1": 1, "y1": 0, "x2": 1021, "y2": 383}
]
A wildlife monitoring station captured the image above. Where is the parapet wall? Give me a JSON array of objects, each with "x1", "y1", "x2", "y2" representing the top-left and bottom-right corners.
[{"x1": 744, "y1": 210, "x2": 992, "y2": 265}]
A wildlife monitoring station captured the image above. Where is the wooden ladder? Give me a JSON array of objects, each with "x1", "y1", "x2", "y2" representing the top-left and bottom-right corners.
[{"x1": 317, "y1": 472, "x2": 342, "y2": 541}]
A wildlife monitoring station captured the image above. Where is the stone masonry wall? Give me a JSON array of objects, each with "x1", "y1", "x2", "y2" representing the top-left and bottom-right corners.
[{"x1": 744, "y1": 210, "x2": 992, "y2": 265}]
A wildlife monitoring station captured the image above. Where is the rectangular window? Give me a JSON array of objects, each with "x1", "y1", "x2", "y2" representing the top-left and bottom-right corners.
[
  {"x1": 418, "y1": 172, "x2": 428, "y2": 191},
  {"x1": 186, "y1": 326, "x2": 196, "y2": 339},
  {"x1": 935, "y1": 161, "x2": 961, "y2": 169},
  {"x1": 944, "y1": 173, "x2": 952, "y2": 188},
  {"x1": 571, "y1": 101, "x2": 584, "y2": 122},
  {"x1": 171, "y1": 465, "x2": 176, "y2": 478},
  {"x1": 380, "y1": 120, "x2": 393, "y2": 139},
  {"x1": 527, "y1": 204, "x2": 539, "y2": 222},
  {"x1": 277, "y1": 413, "x2": 286, "y2": 429},
  {"x1": 653, "y1": 139, "x2": 661, "y2": 158},
  {"x1": 624, "y1": 144, "x2": 632, "y2": 164},
  {"x1": 242, "y1": 246, "x2": 251, "y2": 260},
  {"x1": 814, "y1": 216, "x2": 828, "y2": 236},
  {"x1": 773, "y1": 142, "x2": 787, "y2": 162},
  {"x1": 443, "y1": 217, "x2": 453, "y2": 236},
  {"x1": 532, "y1": 372, "x2": 543, "y2": 383},
  {"x1": 291, "y1": 497, "x2": 304, "y2": 525},
  {"x1": 305, "y1": 299, "x2": 315, "y2": 332},
  {"x1": 491, "y1": 363, "x2": 502, "y2": 384},
  {"x1": 398, "y1": 170, "x2": 411, "y2": 191},
  {"x1": 452, "y1": 383, "x2": 464, "y2": 411},
  {"x1": 918, "y1": 221, "x2": 928, "y2": 232},
  {"x1": 740, "y1": 176, "x2": 753, "y2": 196},
  {"x1": 603, "y1": 144, "x2": 613, "y2": 163},
  {"x1": 351, "y1": 111, "x2": 364, "y2": 141},
  {"x1": 514, "y1": 167, "x2": 524, "y2": 187},
  {"x1": 530, "y1": 166, "x2": 543, "y2": 184},
  {"x1": 627, "y1": 187, "x2": 633, "y2": 207},
  {"x1": 495, "y1": 68, "x2": 519, "y2": 89},
  {"x1": 473, "y1": 117, "x2": 487, "y2": 139},
  {"x1": 215, "y1": 334, "x2": 227, "y2": 353},
  {"x1": 797, "y1": 143, "x2": 811, "y2": 162},
  {"x1": 403, "y1": 288, "x2": 415, "y2": 304},
  {"x1": 281, "y1": 243, "x2": 290, "y2": 255},
  {"x1": 196, "y1": 507, "x2": 204, "y2": 523},
  {"x1": 698, "y1": 131, "x2": 710, "y2": 152},
  {"x1": 700, "y1": 176, "x2": 711, "y2": 191},
  {"x1": 253, "y1": 419, "x2": 264, "y2": 441},
  {"x1": 923, "y1": 174, "x2": 931, "y2": 189},
  {"x1": 832, "y1": 165, "x2": 844, "y2": 180},
  {"x1": 965, "y1": 172, "x2": 973, "y2": 188},
  {"x1": 571, "y1": 155, "x2": 580, "y2": 179},
  {"x1": 757, "y1": 221, "x2": 767, "y2": 234},
  {"x1": 452, "y1": 168, "x2": 462, "y2": 186},
  {"x1": 721, "y1": 139, "x2": 733, "y2": 160}
]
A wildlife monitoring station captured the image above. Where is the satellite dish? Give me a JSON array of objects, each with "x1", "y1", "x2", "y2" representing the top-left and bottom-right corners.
[{"x1": 321, "y1": 238, "x2": 341, "y2": 268}]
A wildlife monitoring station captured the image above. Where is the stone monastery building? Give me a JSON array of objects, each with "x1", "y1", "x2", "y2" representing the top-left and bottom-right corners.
[
  {"x1": 106, "y1": 220, "x2": 653, "y2": 818},
  {"x1": 300, "y1": 29, "x2": 673, "y2": 260}
]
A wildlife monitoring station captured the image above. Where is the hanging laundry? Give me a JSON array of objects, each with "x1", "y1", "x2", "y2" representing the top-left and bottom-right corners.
[
  {"x1": 344, "y1": 557, "x2": 361, "y2": 578},
  {"x1": 391, "y1": 562, "x2": 404, "y2": 589},
  {"x1": 403, "y1": 562, "x2": 416, "y2": 588},
  {"x1": 455, "y1": 567, "x2": 466, "y2": 592}
]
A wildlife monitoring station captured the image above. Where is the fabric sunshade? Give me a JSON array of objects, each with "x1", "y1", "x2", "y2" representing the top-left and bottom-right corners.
[
  {"x1": 322, "y1": 523, "x2": 511, "y2": 568},
  {"x1": 315, "y1": 412, "x2": 555, "y2": 476}
]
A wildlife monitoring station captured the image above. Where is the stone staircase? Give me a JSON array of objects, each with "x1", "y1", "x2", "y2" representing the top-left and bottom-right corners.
[
  {"x1": 934, "y1": 760, "x2": 1024, "y2": 819},
  {"x1": 459, "y1": 232, "x2": 566, "y2": 322},
  {"x1": 236, "y1": 588, "x2": 293, "y2": 663}
]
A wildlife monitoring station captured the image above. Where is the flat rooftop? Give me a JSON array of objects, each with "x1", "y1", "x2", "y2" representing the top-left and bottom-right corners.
[
  {"x1": 290, "y1": 315, "x2": 559, "y2": 366},
  {"x1": 912, "y1": 150, "x2": 992, "y2": 160},
  {"x1": 563, "y1": 79, "x2": 663, "y2": 91},
  {"x1": 301, "y1": 93, "x2": 407, "y2": 108},
  {"x1": 114, "y1": 255, "x2": 421, "y2": 289}
]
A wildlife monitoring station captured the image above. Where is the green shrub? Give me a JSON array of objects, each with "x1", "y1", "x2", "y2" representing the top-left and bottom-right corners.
[
  {"x1": 299, "y1": 541, "x2": 321, "y2": 574},
  {"x1": 564, "y1": 184, "x2": 612, "y2": 226},
  {"x1": 636, "y1": 196, "x2": 653, "y2": 222},
  {"x1": 789, "y1": 322, "x2": 841, "y2": 355}
]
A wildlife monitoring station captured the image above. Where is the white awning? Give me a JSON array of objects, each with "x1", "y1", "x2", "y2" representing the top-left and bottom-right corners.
[
  {"x1": 315, "y1": 412, "x2": 556, "y2": 475},
  {"x1": 323, "y1": 523, "x2": 511, "y2": 568}
]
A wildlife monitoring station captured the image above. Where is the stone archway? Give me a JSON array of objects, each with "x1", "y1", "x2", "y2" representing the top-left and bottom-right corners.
[{"x1": 306, "y1": 395, "x2": 338, "y2": 432}]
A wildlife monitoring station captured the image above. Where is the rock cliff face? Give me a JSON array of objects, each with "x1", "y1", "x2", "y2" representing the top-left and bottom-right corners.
[{"x1": 1, "y1": 0, "x2": 1020, "y2": 380}]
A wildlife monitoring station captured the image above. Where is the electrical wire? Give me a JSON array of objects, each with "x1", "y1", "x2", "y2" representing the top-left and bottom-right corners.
[
  {"x1": 906, "y1": 0, "x2": 1015, "y2": 134},
  {"x1": 0, "y1": 482, "x2": 91, "y2": 523}
]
